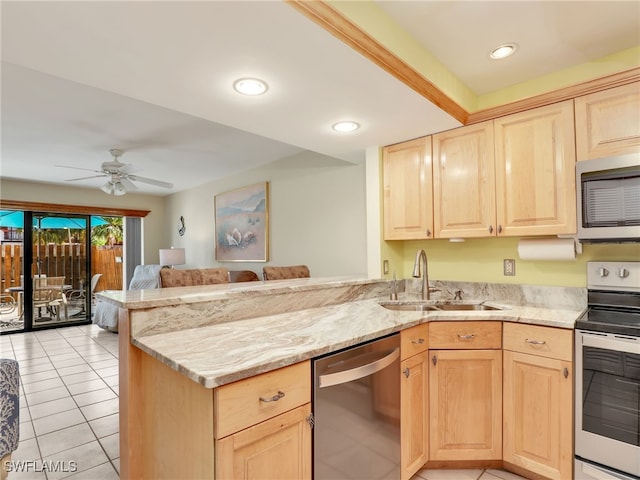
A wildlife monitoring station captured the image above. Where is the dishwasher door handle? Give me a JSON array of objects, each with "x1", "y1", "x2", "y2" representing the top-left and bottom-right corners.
[{"x1": 318, "y1": 347, "x2": 400, "y2": 388}]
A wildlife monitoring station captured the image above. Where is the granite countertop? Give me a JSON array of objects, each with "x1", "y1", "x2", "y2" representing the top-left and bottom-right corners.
[
  {"x1": 97, "y1": 275, "x2": 373, "y2": 309},
  {"x1": 130, "y1": 288, "x2": 584, "y2": 388}
]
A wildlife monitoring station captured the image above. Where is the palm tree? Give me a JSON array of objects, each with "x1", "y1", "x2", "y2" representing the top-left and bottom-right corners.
[{"x1": 91, "y1": 217, "x2": 123, "y2": 246}]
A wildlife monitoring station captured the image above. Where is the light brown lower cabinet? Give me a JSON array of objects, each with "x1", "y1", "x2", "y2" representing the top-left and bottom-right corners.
[
  {"x1": 503, "y1": 323, "x2": 573, "y2": 480},
  {"x1": 429, "y1": 349, "x2": 503, "y2": 461},
  {"x1": 215, "y1": 403, "x2": 312, "y2": 480},
  {"x1": 401, "y1": 351, "x2": 429, "y2": 480}
]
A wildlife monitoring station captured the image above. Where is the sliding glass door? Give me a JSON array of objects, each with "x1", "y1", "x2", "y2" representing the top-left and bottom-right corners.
[{"x1": 31, "y1": 213, "x2": 92, "y2": 328}]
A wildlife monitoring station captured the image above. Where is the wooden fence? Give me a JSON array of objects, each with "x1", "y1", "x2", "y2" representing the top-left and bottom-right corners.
[{"x1": 1, "y1": 244, "x2": 123, "y2": 295}]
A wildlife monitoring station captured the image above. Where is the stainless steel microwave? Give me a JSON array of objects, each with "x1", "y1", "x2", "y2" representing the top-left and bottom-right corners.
[{"x1": 576, "y1": 153, "x2": 640, "y2": 242}]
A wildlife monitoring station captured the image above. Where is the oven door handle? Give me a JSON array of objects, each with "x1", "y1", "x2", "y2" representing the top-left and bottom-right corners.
[
  {"x1": 580, "y1": 332, "x2": 640, "y2": 355},
  {"x1": 318, "y1": 348, "x2": 400, "y2": 388}
]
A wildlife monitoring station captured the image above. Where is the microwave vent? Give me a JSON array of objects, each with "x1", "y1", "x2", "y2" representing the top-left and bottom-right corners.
[{"x1": 584, "y1": 177, "x2": 640, "y2": 227}]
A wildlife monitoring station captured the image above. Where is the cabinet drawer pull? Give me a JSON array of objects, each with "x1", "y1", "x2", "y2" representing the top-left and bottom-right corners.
[
  {"x1": 412, "y1": 338, "x2": 425, "y2": 345},
  {"x1": 458, "y1": 334, "x2": 475, "y2": 340},
  {"x1": 526, "y1": 339, "x2": 546, "y2": 345},
  {"x1": 259, "y1": 391, "x2": 285, "y2": 403}
]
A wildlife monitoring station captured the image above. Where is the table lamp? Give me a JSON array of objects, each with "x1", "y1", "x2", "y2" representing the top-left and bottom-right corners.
[{"x1": 159, "y1": 247, "x2": 185, "y2": 268}]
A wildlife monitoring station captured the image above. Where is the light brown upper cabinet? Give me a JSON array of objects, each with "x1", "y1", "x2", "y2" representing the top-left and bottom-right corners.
[
  {"x1": 575, "y1": 81, "x2": 640, "y2": 161},
  {"x1": 383, "y1": 136, "x2": 433, "y2": 240},
  {"x1": 433, "y1": 121, "x2": 496, "y2": 238},
  {"x1": 494, "y1": 100, "x2": 577, "y2": 236},
  {"x1": 432, "y1": 101, "x2": 577, "y2": 238}
]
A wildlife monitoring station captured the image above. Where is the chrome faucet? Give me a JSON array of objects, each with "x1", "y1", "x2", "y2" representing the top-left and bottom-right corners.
[{"x1": 412, "y1": 249, "x2": 430, "y2": 300}]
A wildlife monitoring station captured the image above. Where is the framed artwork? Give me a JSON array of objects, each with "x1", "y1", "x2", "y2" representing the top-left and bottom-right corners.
[{"x1": 214, "y1": 182, "x2": 269, "y2": 262}]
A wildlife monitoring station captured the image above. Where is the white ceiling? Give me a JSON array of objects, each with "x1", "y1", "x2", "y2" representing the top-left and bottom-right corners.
[{"x1": 1, "y1": 1, "x2": 638, "y2": 196}]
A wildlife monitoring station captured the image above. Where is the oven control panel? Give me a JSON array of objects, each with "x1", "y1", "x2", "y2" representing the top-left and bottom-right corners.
[{"x1": 587, "y1": 261, "x2": 640, "y2": 292}]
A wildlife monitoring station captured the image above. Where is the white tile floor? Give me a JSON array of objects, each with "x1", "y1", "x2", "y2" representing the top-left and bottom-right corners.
[
  {"x1": 1, "y1": 325, "x2": 119, "y2": 480},
  {"x1": 412, "y1": 467, "x2": 529, "y2": 480},
  {"x1": 2, "y1": 325, "x2": 529, "y2": 480}
]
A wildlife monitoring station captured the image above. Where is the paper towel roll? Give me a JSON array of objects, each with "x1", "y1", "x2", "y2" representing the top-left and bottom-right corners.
[{"x1": 517, "y1": 238, "x2": 576, "y2": 261}]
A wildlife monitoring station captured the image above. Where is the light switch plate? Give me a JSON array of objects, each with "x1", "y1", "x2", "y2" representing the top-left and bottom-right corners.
[
  {"x1": 383, "y1": 260, "x2": 389, "y2": 275},
  {"x1": 504, "y1": 259, "x2": 515, "y2": 276}
]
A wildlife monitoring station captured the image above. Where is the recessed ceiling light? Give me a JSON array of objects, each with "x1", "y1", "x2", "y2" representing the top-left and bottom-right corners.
[
  {"x1": 233, "y1": 78, "x2": 268, "y2": 96},
  {"x1": 332, "y1": 121, "x2": 360, "y2": 133},
  {"x1": 489, "y1": 43, "x2": 519, "y2": 60}
]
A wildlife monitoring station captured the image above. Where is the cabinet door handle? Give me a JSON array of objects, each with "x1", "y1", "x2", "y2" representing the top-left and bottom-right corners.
[
  {"x1": 432, "y1": 355, "x2": 437, "y2": 366},
  {"x1": 488, "y1": 225, "x2": 494, "y2": 234},
  {"x1": 259, "y1": 391, "x2": 285, "y2": 403},
  {"x1": 526, "y1": 339, "x2": 546, "y2": 345},
  {"x1": 458, "y1": 334, "x2": 475, "y2": 340},
  {"x1": 427, "y1": 229, "x2": 431, "y2": 237},
  {"x1": 412, "y1": 338, "x2": 425, "y2": 345},
  {"x1": 497, "y1": 225, "x2": 503, "y2": 234},
  {"x1": 563, "y1": 368, "x2": 569, "y2": 379},
  {"x1": 403, "y1": 367, "x2": 410, "y2": 378}
]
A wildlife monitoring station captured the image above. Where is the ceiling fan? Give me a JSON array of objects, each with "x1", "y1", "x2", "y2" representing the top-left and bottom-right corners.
[{"x1": 58, "y1": 148, "x2": 174, "y2": 195}]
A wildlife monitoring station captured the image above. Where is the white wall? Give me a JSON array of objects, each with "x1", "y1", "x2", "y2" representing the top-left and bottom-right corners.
[
  {"x1": 0, "y1": 179, "x2": 166, "y2": 265},
  {"x1": 163, "y1": 152, "x2": 368, "y2": 277}
]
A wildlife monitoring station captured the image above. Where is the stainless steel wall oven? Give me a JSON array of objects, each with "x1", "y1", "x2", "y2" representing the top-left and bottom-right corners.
[{"x1": 575, "y1": 261, "x2": 640, "y2": 480}]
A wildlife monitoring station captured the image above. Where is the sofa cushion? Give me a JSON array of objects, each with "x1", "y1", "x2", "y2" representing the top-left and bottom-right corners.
[{"x1": 160, "y1": 268, "x2": 229, "y2": 288}]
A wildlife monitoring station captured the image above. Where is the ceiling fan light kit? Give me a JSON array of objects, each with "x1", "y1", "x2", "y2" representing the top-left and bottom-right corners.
[{"x1": 101, "y1": 181, "x2": 127, "y2": 196}]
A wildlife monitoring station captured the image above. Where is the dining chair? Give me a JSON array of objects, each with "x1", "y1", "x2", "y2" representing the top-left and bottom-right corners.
[{"x1": 262, "y1": 265, "x2": 310, "y2": 280}]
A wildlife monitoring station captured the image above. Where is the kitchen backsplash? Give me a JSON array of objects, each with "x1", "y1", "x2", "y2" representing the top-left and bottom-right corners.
[{"x1": 403, "y1": 278, "x2": 587, "y2": 310}]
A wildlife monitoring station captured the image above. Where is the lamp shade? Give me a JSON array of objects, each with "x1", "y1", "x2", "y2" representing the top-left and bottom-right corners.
[{"x1": 159, "y1": 247, "x2": 185, "y2": 266}]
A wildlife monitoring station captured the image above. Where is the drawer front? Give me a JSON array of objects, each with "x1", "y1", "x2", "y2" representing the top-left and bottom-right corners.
[
  {"x1": 401, "y1": 323, "x2": 429, "y2": 359},
  {"x1": 215, "y1": 361, "x2": 311, "y2": 438},
  {"x1": 429, "y1": 321, "x2": 502, "y2": 349},
  {"x1": 503, "y1": 322, "x2": 573, "y2": 361}
]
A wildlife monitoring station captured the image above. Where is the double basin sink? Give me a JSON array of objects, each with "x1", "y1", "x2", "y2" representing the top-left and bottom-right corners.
[{"x1": 380, "y1": 301, "x2": 503, "y2": 312}]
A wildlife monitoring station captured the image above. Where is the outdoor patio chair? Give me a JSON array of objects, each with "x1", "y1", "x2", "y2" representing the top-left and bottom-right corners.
[
  {"x1": 67, "y1": 273, "x2": 102, "y2": 315},
  {"x1": 33, "y1": 277, "x2": 68, "y2": 321}
]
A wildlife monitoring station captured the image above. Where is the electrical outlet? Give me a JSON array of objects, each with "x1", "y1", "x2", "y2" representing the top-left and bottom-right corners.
[
  {"x1": 504, "y1": 259, "x2": 515, "y2": 276},
  {"x1": 383, "y1": 260, "x2": 389, "y2": 275}
]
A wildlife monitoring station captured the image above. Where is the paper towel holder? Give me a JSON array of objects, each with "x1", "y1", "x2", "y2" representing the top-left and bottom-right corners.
[{"x1": 557, "y1": 235, "x2": 583, "y2": 255}]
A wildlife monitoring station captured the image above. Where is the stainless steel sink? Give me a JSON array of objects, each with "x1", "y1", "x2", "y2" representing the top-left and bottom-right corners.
[
  {"x1": 380, "y1": 302, "x2": 502, "y2": 312},
  {"x1": 380, "y1": 303, "x2": 440, "y2": 312},
  {"x1": 434, "y1": 303, "x2": 502, "y2": 311}
]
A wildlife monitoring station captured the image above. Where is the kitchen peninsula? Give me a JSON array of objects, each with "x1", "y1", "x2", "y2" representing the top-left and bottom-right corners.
[{"x1": 101, "y1": 276, "x2": 585, "y2": 480}]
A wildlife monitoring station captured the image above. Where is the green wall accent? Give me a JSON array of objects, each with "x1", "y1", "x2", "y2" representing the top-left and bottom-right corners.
[{"x1": 382, "y1": 237, "x2": 640, "y2": 287}]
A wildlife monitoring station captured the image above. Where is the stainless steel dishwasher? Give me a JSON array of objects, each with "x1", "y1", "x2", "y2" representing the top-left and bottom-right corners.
[{"x1": 313, "y1": 333, "x2": 401, "y2": 480}]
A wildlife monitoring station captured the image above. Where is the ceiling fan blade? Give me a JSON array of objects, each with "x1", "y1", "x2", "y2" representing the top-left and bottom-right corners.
[
  {"x1": 120, "y1": 177, "x2": 138, "y2": 191},
  {"x1": 66, "y1": 174, "x2": 108, "y2": 181},
  {"x1": 56, "y1": 164, "x2": 102, "y2": 173},
  {"x1": 117, "y1": 163, "x2": 139, "y2": 174},
  {"x1": 128, "y1": 175, "x2": 173, "y2": 189}
]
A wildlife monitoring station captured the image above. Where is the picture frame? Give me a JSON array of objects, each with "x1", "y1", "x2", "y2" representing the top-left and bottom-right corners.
[{"x1": 214, "y1": 182, "x2": 269, "y2": 262}]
